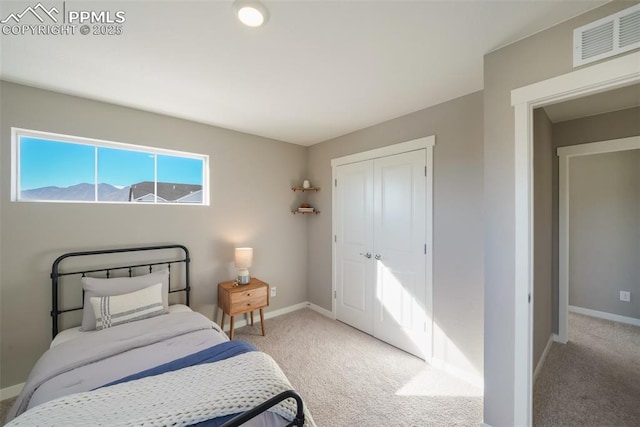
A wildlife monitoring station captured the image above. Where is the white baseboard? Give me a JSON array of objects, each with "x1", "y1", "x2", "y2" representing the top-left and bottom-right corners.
[
  {"x1": 533, "y1": 334, "x2": 556, "y2": 382},
  {"x1": 480, "y1": 423, "x2": 493, "y2": 427},
  {"x1": 430, "y1": 357, "x2": 484, "y2": 389},
  {"x1": 1, "y1": 382, "x2": 24, "y2": 401},
  {"x1": 569, "y1": 305, "x2": 640, "y2": 327},
  {"x1": 264, "y1": 302, "x2": 309, "y2": 320},
  {"x1": 553, "y1": 333, "x2": 568, "y2": 345},
  {"x1": 306, "y1": 302, "x2": 334, "y2": 318},
  {"x1": 220, "y1": 301, "x2": 309, "y2": 333}
]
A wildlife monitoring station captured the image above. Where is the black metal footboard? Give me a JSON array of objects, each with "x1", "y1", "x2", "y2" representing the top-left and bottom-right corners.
[{"x1": 220, "y1": 390, "x2": 305, "y2": 427}]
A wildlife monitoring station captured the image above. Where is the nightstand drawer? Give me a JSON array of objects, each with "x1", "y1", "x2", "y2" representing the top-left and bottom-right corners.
[
  {"x1": 231, "y1": 296, "x2": 266, "y2": 313},
  {"x1": 230, "y1": 286, "x2": 267, "y2": 304}
]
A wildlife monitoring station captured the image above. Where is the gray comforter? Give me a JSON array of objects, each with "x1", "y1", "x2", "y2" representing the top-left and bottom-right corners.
[{"x1": 6, "y1": 312, "x2": 286, "y2": 426}]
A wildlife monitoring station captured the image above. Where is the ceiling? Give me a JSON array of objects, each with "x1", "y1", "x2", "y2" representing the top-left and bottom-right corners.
[
  {"x1": 544, "y1": 83, "x2": 640, "y2": 123},
  {"x1": 0, "y1": 0, "x2": 609, "y2": 146}
]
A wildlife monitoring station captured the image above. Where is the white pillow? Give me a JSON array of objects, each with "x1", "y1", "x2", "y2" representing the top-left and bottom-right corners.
[
  {"x1": 90, "y1": 283, "x2": 165, "y2": 330},
  {"x1": 81, "y1": 269, "x2": 169, "y2": 331}
]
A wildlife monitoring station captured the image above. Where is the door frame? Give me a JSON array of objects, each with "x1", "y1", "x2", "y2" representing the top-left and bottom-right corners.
[
  {"x1": 557, "y1": 136, "x2": 640, "y2": 342},
  {"x1": 330, "y1": 135, "x2": 435, "y2": 361},
  {"x1": 511, "y1": 51, "x2": 640, "y2": 426}
]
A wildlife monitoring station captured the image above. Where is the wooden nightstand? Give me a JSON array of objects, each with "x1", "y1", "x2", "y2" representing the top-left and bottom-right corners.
[{"x1": 218, "y1": 278, "x2": 269, "y2": 340}]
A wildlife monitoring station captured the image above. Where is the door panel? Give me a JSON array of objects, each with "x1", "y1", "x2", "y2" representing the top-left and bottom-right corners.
[
  {"x1": 335, "y1": 161, "x2": 374, "y2": 334},
  {"x1": 342, "y1": 260, "x2": 367, "y2": 311},
  {"x1": 378, "y1": 164, "x2": 414, "y2": 251},
  {"x1": 377, "y1": 267, "x2": 416, "y2": 328},
  {"x1": 373, "y1": 150, "x2": 427, "y2": 358}
]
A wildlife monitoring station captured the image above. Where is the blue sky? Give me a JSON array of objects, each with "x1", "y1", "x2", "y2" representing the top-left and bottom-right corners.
[{"x1": 20, "y1": 137, "x2": 204, "y2": 190}]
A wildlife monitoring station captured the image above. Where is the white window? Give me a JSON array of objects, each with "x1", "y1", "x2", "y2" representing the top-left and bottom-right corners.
[{"x1": 11, "y1": 128, "x2": 209, "y2": 205}]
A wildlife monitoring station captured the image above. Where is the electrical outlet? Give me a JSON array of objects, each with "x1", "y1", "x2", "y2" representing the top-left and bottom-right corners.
[
  {"x1": 270, "y1": 287, "x2": 277, "y2": 297},
  {"x1": 620, "y1": 291, "x2": 631, "y2": 302}
]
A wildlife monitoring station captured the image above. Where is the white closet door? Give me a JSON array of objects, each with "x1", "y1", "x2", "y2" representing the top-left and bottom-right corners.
[
  {"x1": 335, "y1": 160, "x2": 374, "y2": 334},
  {"x1": 372, "y1": 150, "x2": 427, "y2": 358}
]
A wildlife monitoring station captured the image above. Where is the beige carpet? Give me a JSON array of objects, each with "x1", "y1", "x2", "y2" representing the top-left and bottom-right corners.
[
  {"x1": 533, "y1": 312, "x2": 640, "y2": 426},
  {"x1": 235, "y1": 308, "x2": 483, "y2": 426}
]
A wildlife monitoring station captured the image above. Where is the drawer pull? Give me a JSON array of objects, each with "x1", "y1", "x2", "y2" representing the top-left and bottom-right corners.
[
  {"x1": 247, "y1": 303, "x2": 251, "y2": 306},
  {"x1": 246, "y1": 293, "x2": 252, "y2": 297}
]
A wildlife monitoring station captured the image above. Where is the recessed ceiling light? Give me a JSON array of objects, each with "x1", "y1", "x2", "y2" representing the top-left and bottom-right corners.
[{"x1": 233, "y1": 0, "x2": 269, "y2": 27}]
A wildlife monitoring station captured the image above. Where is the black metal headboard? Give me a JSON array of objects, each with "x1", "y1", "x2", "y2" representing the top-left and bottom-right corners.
[{"x1": 50, "y1": 244, "x2": 190, "y2": 338}]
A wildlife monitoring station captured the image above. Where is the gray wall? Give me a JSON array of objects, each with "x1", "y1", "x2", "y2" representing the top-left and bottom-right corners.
[
  {"x1": 533, "y1": 108, "x2": 554, "y2": 370},
  {"x1": 0, "y1": 81, "x2": 309, "y2": 389},
  {"x1": 553, "y1": 107, "x2": 640, "y2": 146},
  {"x1": 483, "y1": 2, "x2": 638, "y2": 425},
  {"x1": 569, "y1": 150, "x2": 640, "y2": 318},
  {"x1": 307, "y1": 91, "x2": 485, "y2": 379}
]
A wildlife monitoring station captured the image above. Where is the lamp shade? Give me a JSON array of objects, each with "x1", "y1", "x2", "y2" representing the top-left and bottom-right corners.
[{"x1": 234, "y1": 247, "x2": 253, "y2": 269}]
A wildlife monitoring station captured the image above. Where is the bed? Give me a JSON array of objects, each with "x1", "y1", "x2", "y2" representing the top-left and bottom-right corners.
[{"x1": 5, "y1": 244, "x2": 313, "y2": 427}]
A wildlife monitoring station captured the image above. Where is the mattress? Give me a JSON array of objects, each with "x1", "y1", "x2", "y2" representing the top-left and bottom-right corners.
[{"x1": 49, "y1": 303, "x2": 193, "y2": 348}]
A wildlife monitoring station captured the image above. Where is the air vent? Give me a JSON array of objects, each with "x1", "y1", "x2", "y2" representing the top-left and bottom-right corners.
[
  {"x1": 620, "y1": 7, "x2": 640, "y2": 48},
  {"x1": 573, "y1": 3, "x2": 640, "y2": 67}
]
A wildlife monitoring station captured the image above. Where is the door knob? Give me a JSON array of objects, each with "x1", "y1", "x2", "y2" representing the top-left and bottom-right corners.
[
  {"x1": 360, "y1": 252, "x2": 372, "y2": 258},
  {"x1": 374, "y1": 254, "x2": 382, "y2": 260}
]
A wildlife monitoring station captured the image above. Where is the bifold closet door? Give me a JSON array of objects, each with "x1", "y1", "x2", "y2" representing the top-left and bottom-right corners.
[
  {"x1": 335, "y1": 160, "x2": 375, "y2": 334},
  {"x1": 372, "y1": 150, "x2": 427, "y2": 359},
  {"x1": 335, "y1": 149, "x2": 427, "y2": 359}
]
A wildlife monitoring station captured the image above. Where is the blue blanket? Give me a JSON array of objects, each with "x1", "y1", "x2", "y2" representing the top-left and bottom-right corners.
[{"x1": 101, "y1": 339, "x2": 257, "y2": 388}]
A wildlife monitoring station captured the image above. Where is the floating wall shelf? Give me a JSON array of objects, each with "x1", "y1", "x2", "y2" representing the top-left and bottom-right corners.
[{"x1": 291, "y1": 186, "x2": 320, "y2": 214}]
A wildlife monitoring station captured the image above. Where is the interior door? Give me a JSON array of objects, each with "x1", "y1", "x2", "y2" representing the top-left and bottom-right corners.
[
  {"x1": 335, "y1": 160, "x2": 374, "y2": 334},
  {"x1": 372, "y1": 150, "x2": 427, "y2": 358}
]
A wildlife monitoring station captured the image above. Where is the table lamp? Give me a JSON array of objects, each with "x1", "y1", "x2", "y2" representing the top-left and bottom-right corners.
[{"x1": 234, "y1": 247, "x2": 253, "y2": 285}]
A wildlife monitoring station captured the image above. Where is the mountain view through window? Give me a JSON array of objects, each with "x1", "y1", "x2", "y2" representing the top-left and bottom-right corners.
[{"x1": 15, "y1": 131, "x2": 207, "y2": 205}]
